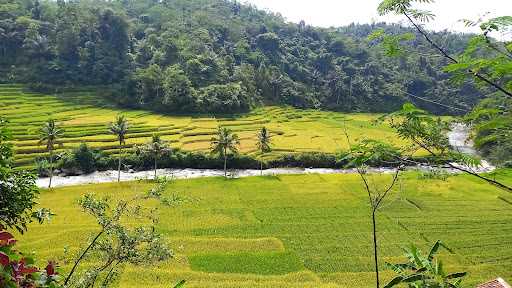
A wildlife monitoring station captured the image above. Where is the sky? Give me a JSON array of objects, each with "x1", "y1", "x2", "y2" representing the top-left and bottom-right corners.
[{"x1": 244, "y1": 0, "x2": 512, "y2": 37}]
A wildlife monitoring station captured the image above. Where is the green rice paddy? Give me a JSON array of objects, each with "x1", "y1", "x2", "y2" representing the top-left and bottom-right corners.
[
  {"x1": 17, "y1": 171, "x2": 512, "y2": 287},
  {"x1": 0, "y1": 84, "x2": 409, "y2": 169}
]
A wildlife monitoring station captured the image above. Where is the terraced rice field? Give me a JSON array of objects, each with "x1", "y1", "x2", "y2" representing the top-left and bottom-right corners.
[
  {"x1": 17, "y1": 171, "x2": 512, "y2": 287},
  {"x1": 0, "y1": 84, "x2": 408, "y2": 168}
]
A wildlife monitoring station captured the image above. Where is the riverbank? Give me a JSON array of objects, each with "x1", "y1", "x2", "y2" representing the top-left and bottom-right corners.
[{"x1": 37, "y1": 123, "x2": 495, "y2": 188}]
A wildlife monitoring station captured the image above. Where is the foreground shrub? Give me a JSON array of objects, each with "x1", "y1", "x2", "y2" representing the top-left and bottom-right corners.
[
  {"x1": 384, "y1": 241, "x2": 466, "y2": 288},
  {"x1": 0, "y1": 227, "x2": 60, "y2": 287}
]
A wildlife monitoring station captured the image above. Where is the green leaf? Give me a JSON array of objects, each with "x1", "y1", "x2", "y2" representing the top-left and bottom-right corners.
[
  {"x1": 383, "y1": 276, "x2": 404, "y2": 288},
  {"x1": 173, "y1": 280, "x2": 186, "y2": 288},
  {"x1": 427, "y1": 240, "x2": 441, "y2": 262},
  {"x1": 446, "y1": 272, "x2": 467, "y2": 279}
]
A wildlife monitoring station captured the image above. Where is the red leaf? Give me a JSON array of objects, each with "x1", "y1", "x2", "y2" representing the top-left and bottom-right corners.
[
  {"x1": 20, "y1": 266, "x2": 39, "y2": 274},
  {"x1": 0, "y1": 252, "x2": 9, "y2": 266},
  {"x1": 0, "y1": 231, "x2": 14, "y2": 241},
  {"x1": 45, "y1": 261, "x2": 57, "y2": 276}
]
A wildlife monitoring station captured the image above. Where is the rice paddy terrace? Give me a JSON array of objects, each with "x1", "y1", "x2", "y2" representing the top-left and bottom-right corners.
[
  {"x1": 17, "y1": 172, "x2": 512, "y2": 287},
  {"x1": 0, "y1": 84, "x2": 408, "y2": 169}
]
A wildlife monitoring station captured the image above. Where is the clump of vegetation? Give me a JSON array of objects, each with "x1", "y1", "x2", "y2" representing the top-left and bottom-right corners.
[
  {"x1": 0, "y1": 227, "x2": 60, "y2": 288},
  {"x1": 58, "y1": 143, "x2": 105, "y2": 174},
  {"x1": 466, "y1": 95, "x2": 512, "y2": 165},
  {"x1": 384, "y1": 241, "x2": 467, "y2": 288}
]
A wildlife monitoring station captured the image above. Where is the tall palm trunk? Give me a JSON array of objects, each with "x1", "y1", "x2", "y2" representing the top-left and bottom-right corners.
[
  {"x1": 154, "y1": 153, "x2": 158, "y2": 180},
  {"x1": 117, "y1": 145, "x2": 122, "y2": 183},
  {"x1": 48, "y1": 149, "x2": 53, "y2": 189},
  {"x1": 260, "y1": 160, "x2": 263, "y2": 176},
  {"x1": 223, "y1": 147, "x2": 227, "y2": 178}
]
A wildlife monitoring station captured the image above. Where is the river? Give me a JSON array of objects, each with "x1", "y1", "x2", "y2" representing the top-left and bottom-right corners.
[{"x1": 36, "y1": 123, "x2": 495, "y2": 188}]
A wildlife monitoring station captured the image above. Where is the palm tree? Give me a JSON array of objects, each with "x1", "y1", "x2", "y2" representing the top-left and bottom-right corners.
[
  {"x1": 211, "y1": 127, "x2": 240, "y2": 178},
  {"x1": 109, "y1": 115, "x2": 129, "y2": 182},
  {"x1": 39, "y1": 119, "x2": 64, "y2": 189},
  {"x1": 256, "y1": 126, "x2": 272, "y2": 175},
  {"x1": 144, "y1": 134, "x2": 169, "y2": 179},
  {"x1": 384, "y1": 241, "x2": 467, "y2": 288}
]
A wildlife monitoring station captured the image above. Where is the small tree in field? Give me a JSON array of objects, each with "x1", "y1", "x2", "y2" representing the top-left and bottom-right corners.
[
  {"x1": 344, "y1": 138, "x2": 404, "y2": 288},
  {"x1": 109, "y1": 115, "x2": 129, "y2": 182},
  {"x1": 141, "y1": 134, "x2": 170, "y2": 179},
  {"x1": 64, "y1": 178, "x2": 182, "y2": 287},
  {"x1": 211, "y1": 127, "x2": 240, "y2": 178},
  {"x1": 39, "y1": 119, "x2": 64, "y2": 189},
  {"x1": 256, "y1": 126, "x2": 272, "y2": 175}
]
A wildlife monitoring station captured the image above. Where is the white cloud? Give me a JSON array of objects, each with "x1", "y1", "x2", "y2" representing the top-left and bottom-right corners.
[{"x1": 243, "y1": 0, "x2": 512, "y2": 37}]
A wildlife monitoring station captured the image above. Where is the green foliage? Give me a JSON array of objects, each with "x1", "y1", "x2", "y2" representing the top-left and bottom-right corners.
[
  {"x1": 58, "y1": 143, "x2": 104, "y2": 174},
  {"x1": 368, "y1": 29, "x2": 415, "y2": 57},
  {"x1": 0, "y1": 167, "x2": 39, "y2": 233},
  {"x1": 0, "y1": 118, "x2": 44, "y2": 233},
  {"x1": 386, "y1": 103, "x2": 452, "y2": 155},
  {"x1": 39, "y1": 119, "x2": 64, "y2": 151},
  {"x1": 210, "y1": 127, "x2": 240, "y2": 158},
  {"x1": 256, "y1": 126, "x2": 272, "y2": 154},
  {"x1": 0, "y1": 118, "x2": 13, "y2": 168},
  {"x1": 466, "y1": 95, "x2": 512, "y2": 164},
  {"x1": 109, "y1": 115, "x2": 129, "y2": 146},
  {"x1": 344, "y1": 139, "x2": 401, "y2": 167},
  {"x1": 0, "y1": 228, "x2": 61, "y2": 288},
  {"x1": 384, "y1": 241, "x2": 467, "y2": 288},
  {"x1": 2, "y1": 0, "x2": 483, "y2": 115},
  {"x1": 65, "y1": 179, "x2": 175, "y2": 287}
]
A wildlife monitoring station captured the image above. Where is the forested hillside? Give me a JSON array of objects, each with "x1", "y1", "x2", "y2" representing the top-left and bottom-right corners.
[{"x1": 1, "y1": 0, "x2": 486, "y2": 114}]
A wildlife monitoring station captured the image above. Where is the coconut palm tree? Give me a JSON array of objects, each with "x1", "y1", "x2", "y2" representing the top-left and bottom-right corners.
[
  {"x1": 143, "y1": 134, "x2": 169, "y2": 179},
  {"x1": 39, "y1": 119, "x2": 64, "y2": 189},
  {"x1": 256, "y1": 126, "x2": 272, "y2": 175},
  {"x1": 109, "y1": 115, "x2": 129, "y2": 182},
  {"x1": 211, "y1": 127, "x2": 240, "y2": 178}
]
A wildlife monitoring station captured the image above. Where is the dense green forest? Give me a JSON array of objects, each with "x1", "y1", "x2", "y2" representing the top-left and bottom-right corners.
[{"x1": 0, "y1": 0, "x2": 487, "y2": 115}]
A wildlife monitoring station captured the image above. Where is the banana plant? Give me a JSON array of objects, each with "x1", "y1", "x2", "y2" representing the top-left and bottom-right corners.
[{"x1": 384, "y1": 240, "x2": 467, "y2": 288}]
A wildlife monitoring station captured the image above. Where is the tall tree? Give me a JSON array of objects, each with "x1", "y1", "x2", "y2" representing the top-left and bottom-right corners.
[
  {"x1": 256, "y1": 126, "x2": 272, "y2": 175},
  {"x1": 39, "y1": 119, "x2": 64, "y2": 189},
  {"x1": 343, "y1": 131, "x2": 404, "y2": 288},
  {"x1": 211, "y1": 127, "x2": 240, "y2": 178},
  {"x1": 142, "y1": 134, "x2": 169, "y2": 179},
  {"x1": 109, "y1": 115, "x2": 129, "y2": 182}
]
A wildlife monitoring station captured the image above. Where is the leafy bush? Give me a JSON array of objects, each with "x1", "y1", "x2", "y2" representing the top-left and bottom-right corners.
[
  {"x1": 0, "y1": 227, "x2": 60, "y2": 288},
  {"x1": 269, "y1": 152, "x2": 338, "y2": 168},
  {"x1": 56, "y1": 143, "x2": 104, "y2": 174}
]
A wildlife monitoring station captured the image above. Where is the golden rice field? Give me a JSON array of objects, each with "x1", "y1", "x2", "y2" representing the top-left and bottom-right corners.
[
  {"x1": 16, "y1": 171, "x2": 512, "y2": 287},
  {"x1": 0, "y1": 84, "x2": 410, "y2": 169}
]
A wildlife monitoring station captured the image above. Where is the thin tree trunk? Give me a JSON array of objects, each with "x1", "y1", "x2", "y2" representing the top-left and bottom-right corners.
[
  {"x1": 64, "y1": 229, "x2": 104, "y2": 285},
  {"x1": 118, "y1": 146, "x2": 122, "y2": 183},
  {"x1": 48, "y1": 149, "x2": 53, "y2": 189},
  {"x1": 224, "y1": 154, "x2": 227, "y2": 178},
  {"x1": 154, "y1": 154, "x2": 158, "y2": 180},
  {"x1": 372, "y1": 210, "x2": 379, "y2": 288},
  {"x1": 260, "y1": 160, "x2": 263, "y2": 176}
]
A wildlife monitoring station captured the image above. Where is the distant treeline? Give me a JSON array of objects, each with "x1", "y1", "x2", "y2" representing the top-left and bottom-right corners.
[{"x1": 1, "y1": 0, "x2": 487, "y2": 115}]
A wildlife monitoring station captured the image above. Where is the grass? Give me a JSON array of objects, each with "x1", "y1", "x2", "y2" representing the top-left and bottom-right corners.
[
  {"x1": 16, "y1": 170, "x2": 512, "y2": 287},
  {"x1": 0, "y1": 84, "x2": 413, "y2": 168}
]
